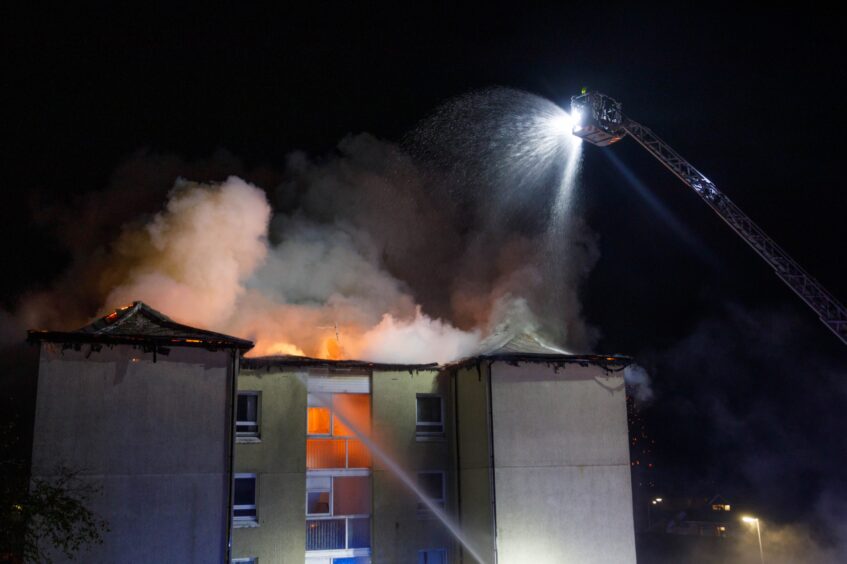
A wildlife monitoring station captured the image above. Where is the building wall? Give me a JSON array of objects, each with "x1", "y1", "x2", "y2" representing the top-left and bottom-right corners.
[
  {"x1": 454, "y1": 364, "x2": 496, "y2": 564},
  {"x1": 371, "y1": 368, "x2": 457, "y2": 564},
  {"x1": 30, "y1": 343, "x2": 235, "y2": 564},
  {"x1": 233, "y1": 358, "x2": 637, "y2": 564},
  {"x1": 233, "y1": 367, "x2": 307, "y2": 564},
  {"x1": 489, "y1": 361, "x2": 637, "y2": 564}
]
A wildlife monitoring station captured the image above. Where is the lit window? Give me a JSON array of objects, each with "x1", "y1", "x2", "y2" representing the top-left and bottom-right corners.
[
  {"x1": 308, "y1": 406, "x2": 331, "y2": 435},
  {"x1": 712, "y1": 504, "x2": 731, "y2": 511},
  {"x1": 236, "y1": 392, "x2": 260, "y2": 437},
  {"x1": 419, "y1": 548, "x2": 447, "y2": 564},
  {"x1": 416, "y1": 395, "x2": 444, "y2": 436},
  {"x1": 307, "y1": 394, "x2": 372, "y2": 469},
  {"x1": 234, "y1": 474, "x2": 257, "y2": 524},
  {"x1": 417, "y1": 471, "x2": 446, "y2": 514}
]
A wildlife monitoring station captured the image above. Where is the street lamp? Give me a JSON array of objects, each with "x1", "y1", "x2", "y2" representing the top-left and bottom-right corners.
[{"x1": 742, "y1": 516, "x2": 765, "y2": 564}]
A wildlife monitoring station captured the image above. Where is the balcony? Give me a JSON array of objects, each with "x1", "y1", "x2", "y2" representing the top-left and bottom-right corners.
[{"x1": 306, "y1": 516, "x2": 370, "y2": 551}]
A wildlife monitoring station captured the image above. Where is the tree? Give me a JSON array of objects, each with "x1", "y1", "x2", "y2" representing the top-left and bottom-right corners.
[{"x1": 1, "y1": 420, "x2": 109, "y2": 563}]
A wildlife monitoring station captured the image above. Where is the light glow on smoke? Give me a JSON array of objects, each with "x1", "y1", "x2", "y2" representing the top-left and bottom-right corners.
[{"x1": 17, "y1": 89, "x2": 596, "y2": 363}]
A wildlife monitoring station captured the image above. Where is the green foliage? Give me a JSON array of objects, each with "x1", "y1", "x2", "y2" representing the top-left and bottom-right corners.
[{"x1": 1, "y1": 421, "x2": 109, "y2": 563}]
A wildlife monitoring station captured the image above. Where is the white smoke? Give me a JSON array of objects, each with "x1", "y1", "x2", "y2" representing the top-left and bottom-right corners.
[
  {"x1": 98, "y1": 173, "x2": 481, "y2": 361},
  {"x1": 104, "y1": 176, "x2": 271, "y2": 328},
  {"x1": 357, "y1": 308, "x2": 481, "y2": 365},
  {"x1": 20, "y1": 90, "x2": 599, "y2": 363},
  {"x1": 624, "y1": 364, "x2": 653, "y2": 402}
]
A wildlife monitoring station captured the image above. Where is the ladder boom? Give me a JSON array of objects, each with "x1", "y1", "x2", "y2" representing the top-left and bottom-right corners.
[{"x1": 622, "y1": 118, "x2": 847, "y2": 345}]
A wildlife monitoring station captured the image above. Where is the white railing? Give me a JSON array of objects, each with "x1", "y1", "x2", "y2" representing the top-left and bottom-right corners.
[{"x1": 305, "y1": 516, "x2": 370, "y2": 551}]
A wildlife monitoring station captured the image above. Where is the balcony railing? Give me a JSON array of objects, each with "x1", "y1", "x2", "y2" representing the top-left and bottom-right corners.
[
  {"x1": 307, "y1": 438, "x2": 371, "y2": 469},
  {"x1": 306, "y1": 516, "x2": 370, "y2": 551}
]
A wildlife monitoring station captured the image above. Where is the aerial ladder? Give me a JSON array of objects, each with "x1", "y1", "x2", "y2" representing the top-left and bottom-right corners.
[{"x1": 570, "y1": 91, "x2": 847, "y2": 346}]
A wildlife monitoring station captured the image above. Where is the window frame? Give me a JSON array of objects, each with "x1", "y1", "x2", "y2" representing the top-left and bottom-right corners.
[
  {"x1": 418, "y1": 548, "x2": 448, "y2": 564},
  {"x1": 236, "y1": 391, "x2": 261, "y2": 441},
  {"x1": 233, "y1": 473, "x2": 258, "y2": 525},
  {"x1": 306, "y1": 486, "x2": 333, "y2": 517},
  {"x1": 415, "y1": 394, "x2": 445, "y2": 438},
  {"x1": 416, "y1": 471, "x2": 446, "y2": 516}
]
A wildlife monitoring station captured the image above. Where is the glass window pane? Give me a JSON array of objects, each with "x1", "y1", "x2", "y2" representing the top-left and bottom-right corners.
[
  {"x1": 307, "y1": 476, "x2": 332, "y2": 491},
  {"x1": 332, "y1": 394, "x2": 371, "y2": 437},
  {"x1": 418, "y1": 473, "x2": 443, "y2": 501},
  {"x1": 307, "y1": 491, "x2": 331, "y2": 515},
  {"x1": 237, "y1": 394, "x2": 258, "y2": 423},
  {"x1": 346, "y1": 439, "x2": 372, "y2": 469},
  {"x1": 307, "y1": 439, "x2": 347, "y2": 469},
  {"x1": 347, "y1": 517, "x2": 371, "y2": 549},
  {"x1": 333, "y1": 476, "x2": 371, "y2": 515},
  {"x1": 234, "y1": 477, "x2": 256, "y2": 505},
  {"x1": 237, "y1": 422, "x2": 259, "y2": 434},
  {"x1": 416, "y1": 396, "x2": 442, "y2": 424},
  {"x1": 419, "y1": 549, "x2": 446, "y2": 564},
  {"x1": 308, "y1": 407, "x2": 331, "y2": 435}
]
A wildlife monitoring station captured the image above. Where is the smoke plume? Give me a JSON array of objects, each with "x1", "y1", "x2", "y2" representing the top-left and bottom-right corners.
[{"x1": 15, "y1": 88, "x2": 598, "y2": 363}]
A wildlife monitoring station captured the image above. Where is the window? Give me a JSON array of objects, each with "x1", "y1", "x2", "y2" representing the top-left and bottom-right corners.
[
  {"x1": 307, "y1": 394, "x2": 372, "y2": 469},
  {"x1": 416, "y1": 471, "x2": 445, "y2": 514},
  {"x1": 234, "y1": 474, "x2": 257, "y2": 524},
  {"x1": 306, "y1": 474, "x2": 371, "y2": 551},
  {"x1": 416, "y1": 395, "x2": 444, "y2": 436},
  {"x1": 232, "y1": 559, "x2": 257, "y2": 564},
  {"x1": 419, "y1": 549, "x2": 447, "y2": 564},
  {"x1": 712, "y1": 503, "x2": 731, "y2": 511},
  {"x1": 237, "y1": 392, "x2": 260, "y2": 438},
  {"x1": 307, "y1": 491, "x2": 331, "y2": 515}
]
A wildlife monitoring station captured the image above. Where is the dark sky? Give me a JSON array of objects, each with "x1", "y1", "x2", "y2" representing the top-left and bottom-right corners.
[{"x1": 5, "y1": 3, "x2": 846, "y2": 537}]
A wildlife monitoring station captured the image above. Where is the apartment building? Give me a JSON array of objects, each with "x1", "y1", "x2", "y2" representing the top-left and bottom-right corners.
[
  {"x1": 27, "y1": 303, "x2": 636, "y2": 563},
  {"x1": 232, "y1": 333, "x2": 637, "y2": 564}
]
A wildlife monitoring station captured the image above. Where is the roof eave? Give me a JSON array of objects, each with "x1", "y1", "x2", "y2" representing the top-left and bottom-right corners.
[{"x1": 27, "y1": 330, "x2": 254, "y2": 351}]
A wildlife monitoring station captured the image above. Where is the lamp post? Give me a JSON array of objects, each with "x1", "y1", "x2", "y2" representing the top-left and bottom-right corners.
[{"x1": 742, "y1": 516, "x2": 764, "y2": 564}]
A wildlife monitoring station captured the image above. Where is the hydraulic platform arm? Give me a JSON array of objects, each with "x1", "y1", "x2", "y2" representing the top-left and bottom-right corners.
[{"x1": 571, "y1": 92, "x2": 847, "y2": 345}]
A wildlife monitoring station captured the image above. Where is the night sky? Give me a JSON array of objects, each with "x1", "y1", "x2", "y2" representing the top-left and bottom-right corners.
[{"x1": 5, "y1": 3, "x2": 846, "y2": 553}]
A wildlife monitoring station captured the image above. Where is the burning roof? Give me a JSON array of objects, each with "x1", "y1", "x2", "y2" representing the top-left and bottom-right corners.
[{"x1": 27, "y1": 301, "x2": 254, "y2": 351}]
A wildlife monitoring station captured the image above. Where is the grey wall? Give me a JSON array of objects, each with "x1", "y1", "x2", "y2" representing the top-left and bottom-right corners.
[
  {"x1": 30, "y1": 342, "x2": 234, "y2": 564},
  {"x1": 490, "y1": 361, "x2": 636, "y2": 564}
]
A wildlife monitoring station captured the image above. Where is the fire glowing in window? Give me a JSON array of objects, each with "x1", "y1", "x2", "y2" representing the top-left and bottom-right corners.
[{"x1": 306, "y1": 393, "x2": 371, "y2": 469}]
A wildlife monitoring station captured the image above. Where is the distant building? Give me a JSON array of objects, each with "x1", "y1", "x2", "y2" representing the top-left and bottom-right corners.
[
  {"x1": 647, "y1": 495, "x2": 737, "y2": 538},
  {"x1": 27, "y1": 302, "x2": 252, "y2": 563},
  {"x1": 29, "y1": 305, "x2": 637, "y2": 563}
]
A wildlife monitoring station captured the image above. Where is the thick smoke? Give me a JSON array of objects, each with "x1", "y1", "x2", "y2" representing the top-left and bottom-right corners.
[
  {"x1": 15, "y1": 88, "x2": 599, "y2": 362},
  {"x1": 105, "y1": 177, "x2": 271, "y2": 328}
]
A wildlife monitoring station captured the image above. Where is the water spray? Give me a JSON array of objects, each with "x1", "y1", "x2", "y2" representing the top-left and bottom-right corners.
[{"x1": 297, "y1": 374, "x2": 488, "y2": 564}]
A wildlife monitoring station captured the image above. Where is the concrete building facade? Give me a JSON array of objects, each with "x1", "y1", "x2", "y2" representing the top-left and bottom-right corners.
[
  {"x1": 27, "y1": 302, "x2": 252, "y2": 563},
  {"x1": 28, "y1": 305, "x2": 636, "y2": 563},
  {"x1": 232, "y1": 336, "x2": 636, "y2": 564}
]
